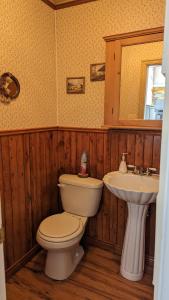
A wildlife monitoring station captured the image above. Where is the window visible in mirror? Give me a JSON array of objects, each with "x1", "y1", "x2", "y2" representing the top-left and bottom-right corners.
[
  {"x1": 144, "y1": 65, "x2": 165, "y2": 120},
  {"x1": 119, "y1": 41, "x2": 163, "y2": 120},
  {"x1": 104, "y1": 26, "x2": 164, "y2": 126}
]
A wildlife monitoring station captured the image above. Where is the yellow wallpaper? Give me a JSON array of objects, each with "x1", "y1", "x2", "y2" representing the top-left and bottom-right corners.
[
  {"x1": 0, "y1": 0, "x2": 165, "y2": 130},
  {"x1": 0, "y1": 1, "x2": 56, "y2": 130},
  {"x1": 120, "y1": 41, "x2": 163, "y2": 120},
  {"x1": 55, "y1": 0, "x2": 165, "y2": 127}
]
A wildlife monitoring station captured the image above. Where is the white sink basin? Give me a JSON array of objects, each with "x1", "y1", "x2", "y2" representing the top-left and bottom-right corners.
[
  {"x1": 103, "y1": 171, "x2": 159, "y2": 282},
  {"x1": 103, "y1": 171, "x2": 159, "y2": 204}
]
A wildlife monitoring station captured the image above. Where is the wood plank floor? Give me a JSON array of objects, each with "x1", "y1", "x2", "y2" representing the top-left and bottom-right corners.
[{"x1": 6, "y1": 246, "x2": 153, "y2": 300}]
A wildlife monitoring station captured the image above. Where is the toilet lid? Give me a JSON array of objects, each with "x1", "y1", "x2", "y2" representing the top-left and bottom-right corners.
[{"x1": 39, "y1": 213, "x2": 81, "y2": 238}]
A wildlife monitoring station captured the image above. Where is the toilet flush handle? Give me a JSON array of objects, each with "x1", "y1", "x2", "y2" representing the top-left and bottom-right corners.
[{"x1": 57, "y1": 183, "x2": 66, "y2": 188}]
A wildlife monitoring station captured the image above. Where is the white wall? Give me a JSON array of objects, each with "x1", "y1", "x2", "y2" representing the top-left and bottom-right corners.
[{"x1": 154, "y1": 0, "x2": 169, "y2": 298}]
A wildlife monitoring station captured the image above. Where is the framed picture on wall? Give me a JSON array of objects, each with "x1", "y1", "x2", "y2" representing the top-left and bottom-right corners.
[
  {"x1": 90, "y1": 63, "x2": 105, "y2": 81},
  {"x1": 66, "y1": 77, "x2": 85, "y2": 94}
]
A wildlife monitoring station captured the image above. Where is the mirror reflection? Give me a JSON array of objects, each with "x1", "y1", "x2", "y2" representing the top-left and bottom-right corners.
[{"x1": 119, "y1": 41, "x2": 165, "y2": 120}]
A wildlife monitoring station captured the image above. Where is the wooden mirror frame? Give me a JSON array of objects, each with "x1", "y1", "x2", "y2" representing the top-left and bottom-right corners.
[{"x1": 103, "y1": 27, "x2": 164, "y2": 129}]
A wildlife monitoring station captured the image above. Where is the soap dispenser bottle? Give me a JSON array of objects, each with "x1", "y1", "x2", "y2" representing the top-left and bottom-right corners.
[{"x1": 119, "y1": 153, "x2": 128, "y2": 174}]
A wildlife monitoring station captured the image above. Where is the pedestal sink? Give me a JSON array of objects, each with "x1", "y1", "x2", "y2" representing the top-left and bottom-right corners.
[{"x1": 103, "y1": 171, "x2": 159, "y2": 281}]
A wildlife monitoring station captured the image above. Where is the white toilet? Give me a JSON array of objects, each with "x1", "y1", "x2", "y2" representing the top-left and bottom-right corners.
[{"x1": 36, "y1": 174, "x2": 103, "y2": 280}]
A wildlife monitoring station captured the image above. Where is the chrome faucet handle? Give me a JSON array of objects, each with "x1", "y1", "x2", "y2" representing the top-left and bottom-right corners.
[
  {"x1": 127, "y1": 164, "x2": 135, "y2": 172},
  {"x1": 147, "y1": 167, "x2": 159, "y2": 176}
]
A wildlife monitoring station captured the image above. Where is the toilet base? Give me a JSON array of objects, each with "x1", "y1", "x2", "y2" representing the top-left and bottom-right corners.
[{"x1": 45, "y1": 244, "x2": 84, "y2": 280}]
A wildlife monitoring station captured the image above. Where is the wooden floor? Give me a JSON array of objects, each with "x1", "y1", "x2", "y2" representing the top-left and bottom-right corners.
[{"x1": 6, "y1": 246, "x2": 153, "y2": 300}]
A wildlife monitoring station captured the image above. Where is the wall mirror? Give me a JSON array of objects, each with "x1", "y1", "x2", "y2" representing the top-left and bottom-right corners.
[{"x1": 104, "y1": 27, "x2": 164, "y2": 128}]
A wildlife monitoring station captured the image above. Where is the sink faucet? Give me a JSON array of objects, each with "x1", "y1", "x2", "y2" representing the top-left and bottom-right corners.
[
  {"x1": 133, "y1": 166, "x2": 146, "y2": 175},
  {"x1": 139, "y1": 167, "x2": 145, "y2": 176},
  {"x1": 133, "y1": 166, "x2": 140, "y2": 175},
  {"x1": 127, "y1": 165, "x2": 159, "y2": 176}
]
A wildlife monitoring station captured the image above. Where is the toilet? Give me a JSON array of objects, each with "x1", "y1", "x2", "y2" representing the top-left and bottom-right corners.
[{"x1": 36, "y1": 174, "x2": 103, "y2": 280}]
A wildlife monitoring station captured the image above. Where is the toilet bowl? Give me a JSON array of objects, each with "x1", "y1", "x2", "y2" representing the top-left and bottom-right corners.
[
  {"x1": 37, "y1": 174, "x2": 103, "y2": 280},
  {"x1": 37, "y1": 212, "x2": 87, "y2": 280}
]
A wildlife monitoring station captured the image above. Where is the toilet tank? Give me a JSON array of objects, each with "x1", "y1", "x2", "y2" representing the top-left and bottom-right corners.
[{"x1": 58, "y1": 174, "x2": 103, "y2": 217}]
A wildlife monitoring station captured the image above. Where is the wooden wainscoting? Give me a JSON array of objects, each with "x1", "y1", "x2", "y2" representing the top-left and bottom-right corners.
[
  {"x1": 0, "y1": 129, "x2": 59, "y2": 277},
  {"x1": 0, "y1": 127, "x2": 161, "y2": 277}
]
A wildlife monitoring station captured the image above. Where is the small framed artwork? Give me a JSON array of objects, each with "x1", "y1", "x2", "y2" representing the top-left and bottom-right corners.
[
  {"x1": 66, "y1": 77, "x2": 85, "y2": 94},
  {"x1": 90, "y1": 63, "x2": 105, "y2": 81}
]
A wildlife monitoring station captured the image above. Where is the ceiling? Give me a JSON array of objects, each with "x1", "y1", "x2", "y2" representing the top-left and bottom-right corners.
[{"x1": 42, "y1": 0, "x2": 97, "y2": 10}]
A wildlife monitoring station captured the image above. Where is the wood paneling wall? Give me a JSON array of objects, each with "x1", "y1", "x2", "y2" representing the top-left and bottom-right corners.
[
  {"x1": 0, "y1": 127, "x2": 161, "y2": 276},
  {"x1": 0, "y1": 130, "x2": 59, "y2": 274}
]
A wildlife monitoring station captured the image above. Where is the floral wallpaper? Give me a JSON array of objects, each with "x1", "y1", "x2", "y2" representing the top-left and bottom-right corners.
[
  {"x1": 55, "y1": 0, "x2": 165, "y2": 127},
  {"x1": 0, "y1": 0, "x2": 165, "y2": 130},
  {"x1": 0, "y1": 0, "x2": 57, "y2": 130}
]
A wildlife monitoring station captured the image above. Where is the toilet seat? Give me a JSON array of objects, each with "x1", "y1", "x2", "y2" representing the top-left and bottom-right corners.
[{"x1": 38, "y1": 212, "x2": 86, "y2": 243}]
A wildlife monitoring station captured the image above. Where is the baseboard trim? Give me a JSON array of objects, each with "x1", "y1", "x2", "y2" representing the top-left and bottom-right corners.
[
  {"x1": 84, "y1": 237, "x2": 114, "y2": 251},
  {"x1": 6, "y1": 244, "x2": 40, "y2": 280},
  {"x1": 84, "y1": 237, "x2": 153, "y2": 274},
  {"x1": 5, "y1": 239, "x2": 153, "y2": 279}
]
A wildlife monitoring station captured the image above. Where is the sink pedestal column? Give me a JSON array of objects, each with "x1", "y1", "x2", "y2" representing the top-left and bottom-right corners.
[{"x1": 120, "y1": 202, "x2": 149, "y2": 281}]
